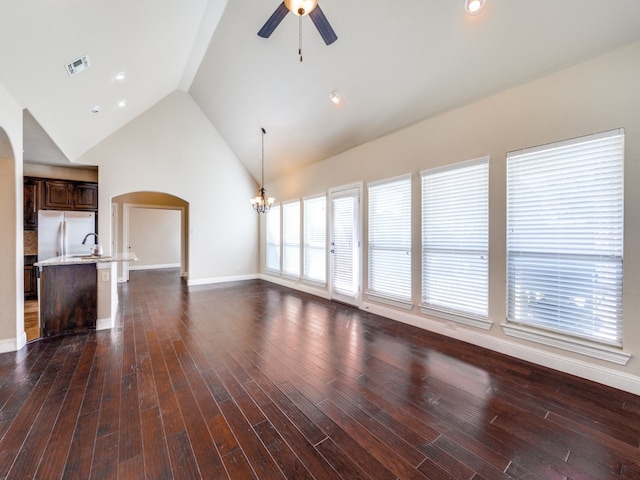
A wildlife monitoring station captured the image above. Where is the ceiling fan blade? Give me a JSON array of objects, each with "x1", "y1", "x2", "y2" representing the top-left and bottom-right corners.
[
  {"x1": 258, "y1": 2, "x2": 289, "y2": 38},
  {"x1": 309, "y1": 4, "x2": 337, "y2": 45}
]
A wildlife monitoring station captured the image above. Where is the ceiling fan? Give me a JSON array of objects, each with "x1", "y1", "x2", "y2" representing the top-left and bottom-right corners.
[{"x1": 258, "y1": 0, "x2": 338, "y2": 47}]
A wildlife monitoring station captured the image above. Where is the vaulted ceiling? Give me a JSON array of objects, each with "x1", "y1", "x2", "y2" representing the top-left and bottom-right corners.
[{"x1": 3, "y1": 0, "x2": 640, "y2": 182}]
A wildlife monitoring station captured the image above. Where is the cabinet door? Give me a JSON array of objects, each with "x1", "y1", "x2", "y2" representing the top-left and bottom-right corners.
[
  {"x1": 73, "y1": 182, "x2": 98, "y2": 210},
  {"x1": 23, "y1": 178, "x2": 40, "y2": 229},
  {"x1": 24, "y1": 255, "x2": 38, "y2": 300},
  {"x1": 24, "y1": 265, "x2": 37, "y2": 299},
  {"x1": 43, "y1": 180, "x2": 73, "y2": 209}
]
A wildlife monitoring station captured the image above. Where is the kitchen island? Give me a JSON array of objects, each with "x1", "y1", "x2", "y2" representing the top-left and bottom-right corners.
[{"x1": 35, "y1": 252, "x2": 137, "y2": 337}]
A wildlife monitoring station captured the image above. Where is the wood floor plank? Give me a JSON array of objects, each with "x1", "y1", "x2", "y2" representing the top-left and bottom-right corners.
[
  {"x1": 140, "y1": 406, "x2": 173, "y2": 480},
  {"x1": 317, "y1": 398, "x2": 430, "y2": 480},
  {"x1": 253, "y1": 419, "x2": 316, "y2": 480},
  {"x1": 0, "y1": 269, "x2": 637, "y2": 479},
  {"x1": 62, "y1": 411, "x2": 100, "y2": 479},
  {"x1": 34, "y1": 385, "x2": 85, "y2": 479},
  {"x1": 217, "y1": 398, "x2": 286, "y2": 480}
]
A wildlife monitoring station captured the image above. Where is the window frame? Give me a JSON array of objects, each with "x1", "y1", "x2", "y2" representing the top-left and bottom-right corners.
[
  {"x1": 282, "y1": 200, "x2": 301, "y2": 279},
  {"x1": 265, "y1": 204, "x2": 281, "y2": 273},
  {"x1": 366, "y1": 173, "x2": 413, "y2": 309},
  {"x1": 504, "y1": 129, "x2": 628, "y2": 364},
  {"x1": 420, "y1": 156, "x2": 490, "y2": 329},
  {"x1": 302, "y1": 194, "x2": 327, "y2": 285}
]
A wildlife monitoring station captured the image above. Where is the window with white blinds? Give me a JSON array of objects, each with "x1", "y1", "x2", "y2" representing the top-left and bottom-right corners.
[
  {"x1": 303, "y1": 196, "x2": 326, "y2": 284},
  {"x1": 266, "y1": 205, "x2": 280, "y2": 272},
  {"x1": 421, "y1": 158, "x2": 489, "y2": 327},
  {"x1": 506, "y1": 129, "x2": 624, "y2": 347},
  {"x1": 282, "y1": 201, "x2": 300, "y2": 278},
  {"x1": 331, "y1": 189, "x2": 359, "y2": 299},
  {"x1": 367, "y1": 175, "x2": 412, "y2": 307}
]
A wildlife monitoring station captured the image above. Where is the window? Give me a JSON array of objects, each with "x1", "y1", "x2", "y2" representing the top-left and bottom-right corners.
[
  {"x1": 266, "y1": 205, "x2": 280, "y2": 272},
  {"x1": 421, "y1": 158, "x2": 489, "y2": 328},
  {"x1": 282, "y1": 201, "x2": 301, "y2": 277},
  {"x1": 506, "y1": 129, "x2": 624, "y2": 347},
  {"x1": 367, "y1": 175, "x2": 412, "y2": 307},
  {"x1": 303, "y1": 196, "x2": 326, "y2": 284}
]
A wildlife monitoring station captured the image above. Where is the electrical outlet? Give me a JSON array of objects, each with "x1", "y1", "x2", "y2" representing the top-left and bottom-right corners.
[{"x1": 101, "y1": 271, "x2": 110, "y2": 282}]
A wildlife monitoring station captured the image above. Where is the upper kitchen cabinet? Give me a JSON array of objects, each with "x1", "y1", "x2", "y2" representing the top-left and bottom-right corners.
[
  {"x1": 72, "y1": 182, "x2": 98, "y2": 210},
  {"x1": 23, "y1": 177, "x2": 41, "y2": 230},
  {"x1": 24, "y1": 177, "x2": 98, "y2": 224},
  {"x1": 41, "y1": 178, "x2": 98, "y2": 211},
  {"x1": 42, "y1": 179, "x2": 73, "y2": 209}
]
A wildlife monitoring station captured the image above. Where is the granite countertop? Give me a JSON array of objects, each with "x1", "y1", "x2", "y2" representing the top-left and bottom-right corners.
[{"x1": 35, "y1": 251, "x2": 138, "y2": 267}]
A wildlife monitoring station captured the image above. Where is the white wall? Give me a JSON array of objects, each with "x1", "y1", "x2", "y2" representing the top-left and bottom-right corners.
[
  {"x1": 0, "y1": 81, "x2": 25, "y2": 352},
  {"x1": 128, "y1": 207, "x2": 181, "y2": 269},
  {"x1": 79, "y1": 90, "x2": 259, "y2": 285},
  {"x1": 264, "y1": 41, "x2": 640, "y2": 394}
]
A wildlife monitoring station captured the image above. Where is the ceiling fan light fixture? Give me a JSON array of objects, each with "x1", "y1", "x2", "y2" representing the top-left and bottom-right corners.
[
  {"x1": 284, "y1": 0, "x2": 318, "y2": 16},
  {"x1": 465, "y1": 0, "x2": 486, "y2": 16}
]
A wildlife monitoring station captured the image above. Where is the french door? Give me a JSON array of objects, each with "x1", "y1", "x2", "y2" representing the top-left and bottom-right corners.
[{"x1": 329, "y1": 184, "x2": 362, "y2": 306}]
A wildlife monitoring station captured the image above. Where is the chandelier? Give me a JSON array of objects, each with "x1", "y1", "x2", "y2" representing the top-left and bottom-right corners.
[{"x1": 251, "y1": 127, "x2": 275, "y2": 214}]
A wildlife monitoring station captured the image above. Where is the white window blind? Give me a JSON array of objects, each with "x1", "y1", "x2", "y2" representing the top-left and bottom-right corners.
[
  {"x1": 367, "y1": 175, "x2": 412, "y2": 306},
  {"x1": 303, "y1": 196, "x2": 326, "y2": 284},
  {"x1": 282, "y1": 201, "x2": 301, "y2": 277},
  {"x1": 266, "y1": 205, "x2": 280, "y2": 272},
  {"x1": 507, "y1": 129, "x2": 624, "y2": 347},
  {"x1": 332, "y1": 191, "x2": 358, "y2": 297},
  {"x1": 421, "y1": 158, "x2": 489, "y2": 325}
]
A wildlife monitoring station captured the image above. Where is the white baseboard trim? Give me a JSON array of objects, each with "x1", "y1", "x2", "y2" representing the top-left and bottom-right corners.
[
  {"x1": 257, "y1": 275, "x2": 640, "y2": 396},
  {"x1": 187, "y1": 273, "x2": 259, "y2": 286},
  {"x1": 96, "y1": 317, "x2": 114, "y2": 330},
  {"x1": 0, "y1": 331, "x2": 27, "y2": 354},
  {"x1": 362, "y1": 301, "x2": 640, "y2": 396},
  {"x1": 129, "y1": 263, "x2": 180, "y2": 271},
  {"x1": 259, "y1": 274, "x2": 331, "y2": 300},
  {"x1": 16, "y1": 331, "x2": 26, "y2": 351}
]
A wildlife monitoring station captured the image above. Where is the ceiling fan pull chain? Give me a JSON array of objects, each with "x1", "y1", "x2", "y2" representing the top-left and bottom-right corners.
[{"x1": 299, "y1": 15, "x2": 303, "y2": 62}]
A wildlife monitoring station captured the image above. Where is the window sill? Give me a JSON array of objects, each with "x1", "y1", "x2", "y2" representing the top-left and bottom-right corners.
[
  {"x1": 420, "y1": 305, "x2": 492, "y2": 330},
  {"x1": 502, "y1": 323, "x2": 631, "y2": 365},
  {"x1": 302, "y1": 278, "x2": 327, "y2": 289},
  {"x1": 366, "y1": 292, "x2": 413, "y2": 311}
]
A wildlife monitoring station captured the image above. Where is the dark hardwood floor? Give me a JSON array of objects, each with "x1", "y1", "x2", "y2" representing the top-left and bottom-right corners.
[{"x1": 1, "y1": 269, "x2": 639, "y2": 479}]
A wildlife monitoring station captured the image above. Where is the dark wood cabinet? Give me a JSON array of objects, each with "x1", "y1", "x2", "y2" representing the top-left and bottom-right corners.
[
  {"x1": 73, "y1": 182, "x2": 99, "y2": 210},
  {"x1": 24, "y1": 255, "x2": 38, "y2": 300},
  {"x1": 40, "y1": 263, "x2": 97, "y2": 337},
  {"x1": 23, "y1": 178, "x2": 40, "y2": 229},
  {"x1": 24, "y1": 177, "x2": 98, "y2": 214},
  {"x1": 42, "y1": 180, "x2": 74, "y2": 209}
]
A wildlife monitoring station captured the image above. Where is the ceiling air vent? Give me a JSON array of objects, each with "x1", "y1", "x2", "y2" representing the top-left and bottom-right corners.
[{"x1": 65, "y1": 55, "x2": 91, "y2": 77}]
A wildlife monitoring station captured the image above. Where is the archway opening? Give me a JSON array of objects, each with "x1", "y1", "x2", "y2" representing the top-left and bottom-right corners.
[
  {"x1": 0, "y1": 126, "x2": 23, "y2": 351},
  {"x1": 111, "y1": 191, "x2": 189, "y2": 282}
]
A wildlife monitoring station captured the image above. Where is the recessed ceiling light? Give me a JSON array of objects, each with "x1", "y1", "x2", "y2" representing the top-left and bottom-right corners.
[
  {"x1": 90, "y1": 105, "x2": 100, "y2": 114},
  {"x1": 329, "y1": 90, "x2": 342, "y2": 106},
  {"x1": 117, "y1": 99, "x2": 127, "y2": 108},
  {"x1": 115, "y1": 71, "x2": 126, "y2": 81},
  {"x1": 465, "y1": 0, "x2": 486, "y2": 16}
]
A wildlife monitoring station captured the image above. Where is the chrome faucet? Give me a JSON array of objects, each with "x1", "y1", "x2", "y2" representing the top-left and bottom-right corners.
[
  {"x1": 82, "y1": 233, "x2": 99, "y2": 245},
  {"x1": 82, "y1": 233, "x2": 103, "y2": 256}
]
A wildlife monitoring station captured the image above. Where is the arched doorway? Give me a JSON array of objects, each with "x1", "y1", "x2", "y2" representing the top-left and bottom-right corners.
[
  {"x1": 111, "y1": 192, "x2": 189, "y2": 282},
  {"x1": 0, "y1": 126, "x2": 24, "y2": 352}
]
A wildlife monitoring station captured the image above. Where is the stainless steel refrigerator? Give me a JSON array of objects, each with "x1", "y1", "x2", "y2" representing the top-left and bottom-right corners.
[{"x1": 37, "y1": 210, "x2": 96, "y2": 261}]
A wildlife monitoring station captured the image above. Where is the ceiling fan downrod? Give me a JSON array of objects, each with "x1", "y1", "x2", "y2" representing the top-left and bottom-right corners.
[{"x1": 299, "y1": 15, "x2": 303, "y2": 62}]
